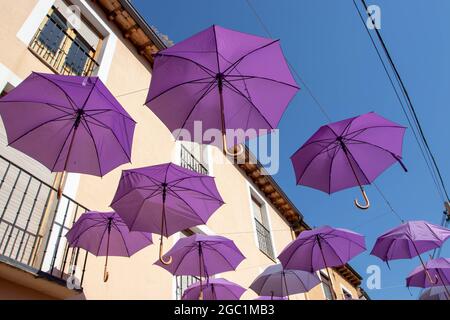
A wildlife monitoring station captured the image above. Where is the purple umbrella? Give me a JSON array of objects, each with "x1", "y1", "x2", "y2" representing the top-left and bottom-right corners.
[
  {"x1": 419, "y1": 286, "x2": 450, "y2": 300},
  {"x1": 0, "y1": 72, "x2": 135, "y2": 198},
  {"x1": 155, "y1": 234, "x2": 245, "y2": 298},
  {"x1": 110, "y1": 163, "x2": 224, "y2": 264},
  {"x1": 66, "y1": 211, "x2": 152, "y2": 282},
  {"x1": 291, "y1": 112, "x2": 406, "y2": 209},
  {"x1": 249, "y1": 264, "x2": 320, "y2": 299},
  {"x1": 254, "y1": 296, "x2": 287, "y2": 300},
  {"x1": 145, "y1": 25, "x2": 299, "y2": 155},
  {"x1": 278, "y1": 226, "x2": 366, "y2": 299},
  {"x1": 182, "y1": 278, "x2": 245, "y2": 300},
  {"x1": 371, "y1": 220, "x2": 450, "y2": 283},
  {"x1": 406, "y1": 258, "x2": 450, "y2": 299}
]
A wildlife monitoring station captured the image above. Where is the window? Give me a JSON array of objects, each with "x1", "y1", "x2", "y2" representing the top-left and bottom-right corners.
[
  {"x1": 251, "y1": 194, "x2": 275, "y2": 259},
  {"x1": 180, "y1": 141, "x2": 208, "y2": 175},
  {"x1": 29, "y1": 0, "x2": 100, "y2": 76},
  {"x1": 320, "y1": 272, "x2": 335, "y2": 300}
]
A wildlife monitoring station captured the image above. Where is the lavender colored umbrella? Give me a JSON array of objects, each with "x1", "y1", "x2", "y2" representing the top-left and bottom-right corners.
[
  {"x1": 146, "y1": 25, "x2": 299, "y2": 155},
  {"x1": 254, "y1": 296, "x2": 287, "y2": 300},
  {"x1": 182, "y1": 278, "x2": 245, "y2": 300},
  {"x1": 66, "y1": 211, "x2": 152, "y2": 282},
  {"x1": 110, "y1": 163, "x2": 224, "y2": 265},
  {"x1": 291, "y1": 112, "x2": 406, "y2": 209},
  {"x1": 278, "y1": 226, "x2": 366, "y2": 299},
  {"x1": 371, "y1": 220, "x2": 450, "y2": 283},
  {"x1": 406, "y1": 258, "x2": 450, "y2": 299},
  {"x1": 155, "y1": 234, "x2": 245, "y2": 298},
  {"x1": 0, "y1": 72, "x2": 135, "y2": 197},
  {"x1": 419, "y1": 286, "x2": 450, "y2": 300},
  {"x1": 249, "y1": 264, "x2": 320, "y2": 299}
]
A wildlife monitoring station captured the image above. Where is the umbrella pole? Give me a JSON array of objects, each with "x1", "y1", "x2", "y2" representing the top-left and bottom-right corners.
[
  {"x1": 218, "y1": 77, "x2": 243, "y2": 157},
  {"x1": 282, "y1": 271, "x2": 290, "y2": 300},
  {"x1": 410, "y1": 239, "x2": 437, "y2": 285},
  {"x1": 339, "y1": 141, "x2": 370, "y2": 210},
  {"x1": 435, "y1": 269, "x2": 450, "y2": 299},
  {"x1": 57, "y1": 114, "x2": 82, "y2": 200},
  {"x1": 317, "y1": 235, "x2": 337, "y2": 300},
  {"x1": 103, "y1": 218, "x2": 112, "y2": 282},
  {"x1": 198, "y1": 243, "x2": 204, "y2": 300},
  {"x1": 159, "y1": 184, "x2": 172, "y2": 265}
]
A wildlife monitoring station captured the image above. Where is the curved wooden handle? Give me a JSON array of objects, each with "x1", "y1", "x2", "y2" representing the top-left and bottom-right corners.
[
  {"x1": 159, "y1": 240, "x2": 172, "y2": 265},
  {"x1": 103, "y1": 267, "x2": 109, "y2": 282},
  {"x1": 224, "y1": 143, "x2": 244, "y2": 157},
  {"x1": 354, "y1": 188, "x2": 370, "y2": 210}
]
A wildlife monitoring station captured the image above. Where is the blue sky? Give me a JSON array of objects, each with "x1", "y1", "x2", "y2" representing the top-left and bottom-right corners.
[{"x1": 132, "y1": 0, "x2": 450, "y2": 300}]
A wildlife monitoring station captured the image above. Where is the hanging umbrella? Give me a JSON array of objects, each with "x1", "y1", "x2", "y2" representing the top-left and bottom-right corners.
[
  {"x1": 66, "y1": 211, "x2": 152, "y2": 282},
  {"x1": 110, "y1": 163, "x2": 224, "y2": 265},
  {"x1": 254, "y1": 296, "x2": 287, "y2": 300},
  {"x1": 182, "y1": 278, "x2": 245, "y2": 300},
  {"x1": 371, "y1": 220, "x2": 450, "y2": 284},
  {"x1": 419, "y1": 286, "x2": 450, "y2": 300},
  {"x1": 155, "y1": 234, "x2": 245, "y2": 299},
  {"x1": 278, "y1": 226, "x2": 366, "y2": 299},
  {"x1": 145, "y1": 25, "x2": 299, "y2": 155},
  {"x1": 406, "y1": 258, "x2": 450, "y2": 299},
  {"x1": 0, "y1": 72, "x2": 135, "y2": 198},
  {"x1": 291, "y1": 112, "x2": 406, "y2": 209},
  {"x1": 249, "y1": 264, "x2": 320, "y2": 300}
]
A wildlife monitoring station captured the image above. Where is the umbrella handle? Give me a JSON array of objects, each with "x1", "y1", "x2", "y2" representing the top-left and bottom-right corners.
[
  {"x1": 103, "y1": 267, "x2": 109, "y2": 282},
  {"x1": 223, "y1": 140, "x2": 245, "y2": 157},
  {"x1": 159, "y1": 239, "x2": 172, "y2": 265},
  {"x1": 354, "y1": 187, "x2": 370, "y2": 210}
]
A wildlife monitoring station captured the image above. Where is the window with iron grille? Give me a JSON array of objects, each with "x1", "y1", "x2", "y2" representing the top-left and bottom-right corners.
[
  {"x1": 342, "y1": 287, "x2": 353, "y2": 300},
  {"x1": 251, "y1": 195, "x2": 275, "y2": 259},
  {"x1": 320, "y1": 272, "x2": 335, "y2": 300},
  {"x1": 29, "y1": 1, "x2": 100, "y2": 76}
]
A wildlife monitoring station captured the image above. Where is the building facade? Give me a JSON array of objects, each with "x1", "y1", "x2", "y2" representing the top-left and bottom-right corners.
[{"x1": 0, "y1": 0, "x2": 365, "y2": 300}]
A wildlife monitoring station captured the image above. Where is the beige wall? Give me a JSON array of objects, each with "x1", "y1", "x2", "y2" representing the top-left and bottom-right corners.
[{"x1": 0, "y1": 0, "x2": 361, "y2": 300}]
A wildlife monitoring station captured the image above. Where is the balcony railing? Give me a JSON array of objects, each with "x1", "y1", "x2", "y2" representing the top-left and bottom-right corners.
[
  {"x1": 0, "y1": 154, "x2": 89, "y2": 289},
  {"x1": 28, "y1": 14, "x2": 99, "y2": 77},
  {"x1": 180, "y1": 144, "x2": 208, "y2": 175},
  {"x1": 255, "y1": 218, "x2": 275, "y2": 260},
  {"x1": 175, "y1": 275, "x2": 200, "y2": 300}
]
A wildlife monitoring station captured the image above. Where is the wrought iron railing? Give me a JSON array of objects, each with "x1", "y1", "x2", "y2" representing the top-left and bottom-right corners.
[
  {"x1": 0, "y1": 154, "x2": 89, "y2": 289},
  {"x1": 175, "y1": 275, "x2": 200, "y2": 300},
  {"x1": 255, "y1": 218, "x2": 275, "y2": 259},
  {"x1": 28, "y1": 14, "x2": 99, "y2": 77},
  {"x1": 180, "y1": 144, "x2": 208, "y2": 175}
]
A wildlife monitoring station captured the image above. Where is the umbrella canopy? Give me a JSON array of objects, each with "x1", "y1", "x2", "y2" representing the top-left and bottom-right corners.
[
  {"x1": 111, "y1": 163, "x2": 224, "y2": 264},
  {"x1": 406, "y1": 258, "x2": 450, "y2": 288},
  {"x1": 371, "y1": 221, "x2": 450, "y2": 262},
  {"x1": 254, "y1": 296, "x2": 287, "y2": 300},
  {"x1": 66, "y1": 211, "x2": 152, "y2": 281},
  {"x1": 419, "y1": 286, "x2": 450, "y2": 300},
  {"x1": 278, "y1": 226, "x2": 365, "y2": 300},
  {"x1": 249, "y1": 264, "x2": 320, "y2": 298},
  {"x1": 182, "y1": 278, "x2": 245, "y2": 300},
  {"x1": 155, "y1": 234, "x2": 245, "y2": 298},
  {"x1": 145, "y1": 25, "x2": 299, "y2": 153},
  {"x1": 291, "y1": 112, "x2": 406, "y2": 209},
  {"x1": 0, "y1": 72, "x2": 135, "y2": 177}
]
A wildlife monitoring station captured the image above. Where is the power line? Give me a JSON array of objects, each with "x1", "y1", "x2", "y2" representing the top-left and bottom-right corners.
[
  {"x1": 355, "y1": 0, "x2": 449, "y2": 203},
  {"x1": 244, "y1": 0, "x2": 404, "y2": 223}
]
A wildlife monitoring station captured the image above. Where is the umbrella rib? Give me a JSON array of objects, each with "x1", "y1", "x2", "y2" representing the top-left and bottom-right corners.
[
  {"x1": 165, "y1": 187, "x2": 209, "y2": 222},
  {"x1": 67, "y1": 220, "x2": 107, "y2": 244},
  {"x1": 0, "y1": 100, "x2": 74, "y2": 114},
  {"x1": 223, "y1": 40, "x2": 280, "y2": 75},
  {"x1": 92, "y1": 83, "x2": 136, "y2": 123},
  {"x1": 33, "y1": 73, "x2": 78, "y2": 111},
  {"x1": 82, "y1": 114, "x2": 132, "y2": 163},
  {"x1": 212, "y1": 25, "x2": 221, "y2": 73},
  {"x1": 127, "y1": 189, "x2": 164, "y2": 232},
  {"x1": 341, "y1": 144, "x2": 372, "y2": 186},
  {"x1": 110, "y1": 221, "x2": 132, "y2": 257},
  {"x1": 145, "y1": 77, "x2": 214, "y2": 104},
  {"x1": 328, "y1": 142, "x2": 342, "y2": 194},
  {"x1": 170, "y1": 244, "x2": 199, "y2": 275},
  {"x1": 6, "y1": 113, "x2": 75, "y2": 146},
  {"x1": 174, "y1": 80, "x2": 219, "y2": 140},
  {"x1": 49, "y1": 120, "x2": 77, "y2": 172},
  {"x1": 78, "y1": 116, "x2": 103, "y2": 176},
  {"x1": 110, "y1": 184, "x2": 161, "y2": 208},
  {"x1": 225, "y1": 75, "x2": 299, "y2": 90},
  {"x1": 221, "y1": 79, "x2": 273, "y2": 129},
  {"x1": 156, "y1": 53, "x2": 216, "y2": 76},
  {"x1": 201, "y1": 242, "x2": 239, "y2": 273},
  {"x1": 168, "y1": 184, "x2": 223, "y2": 203}
]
